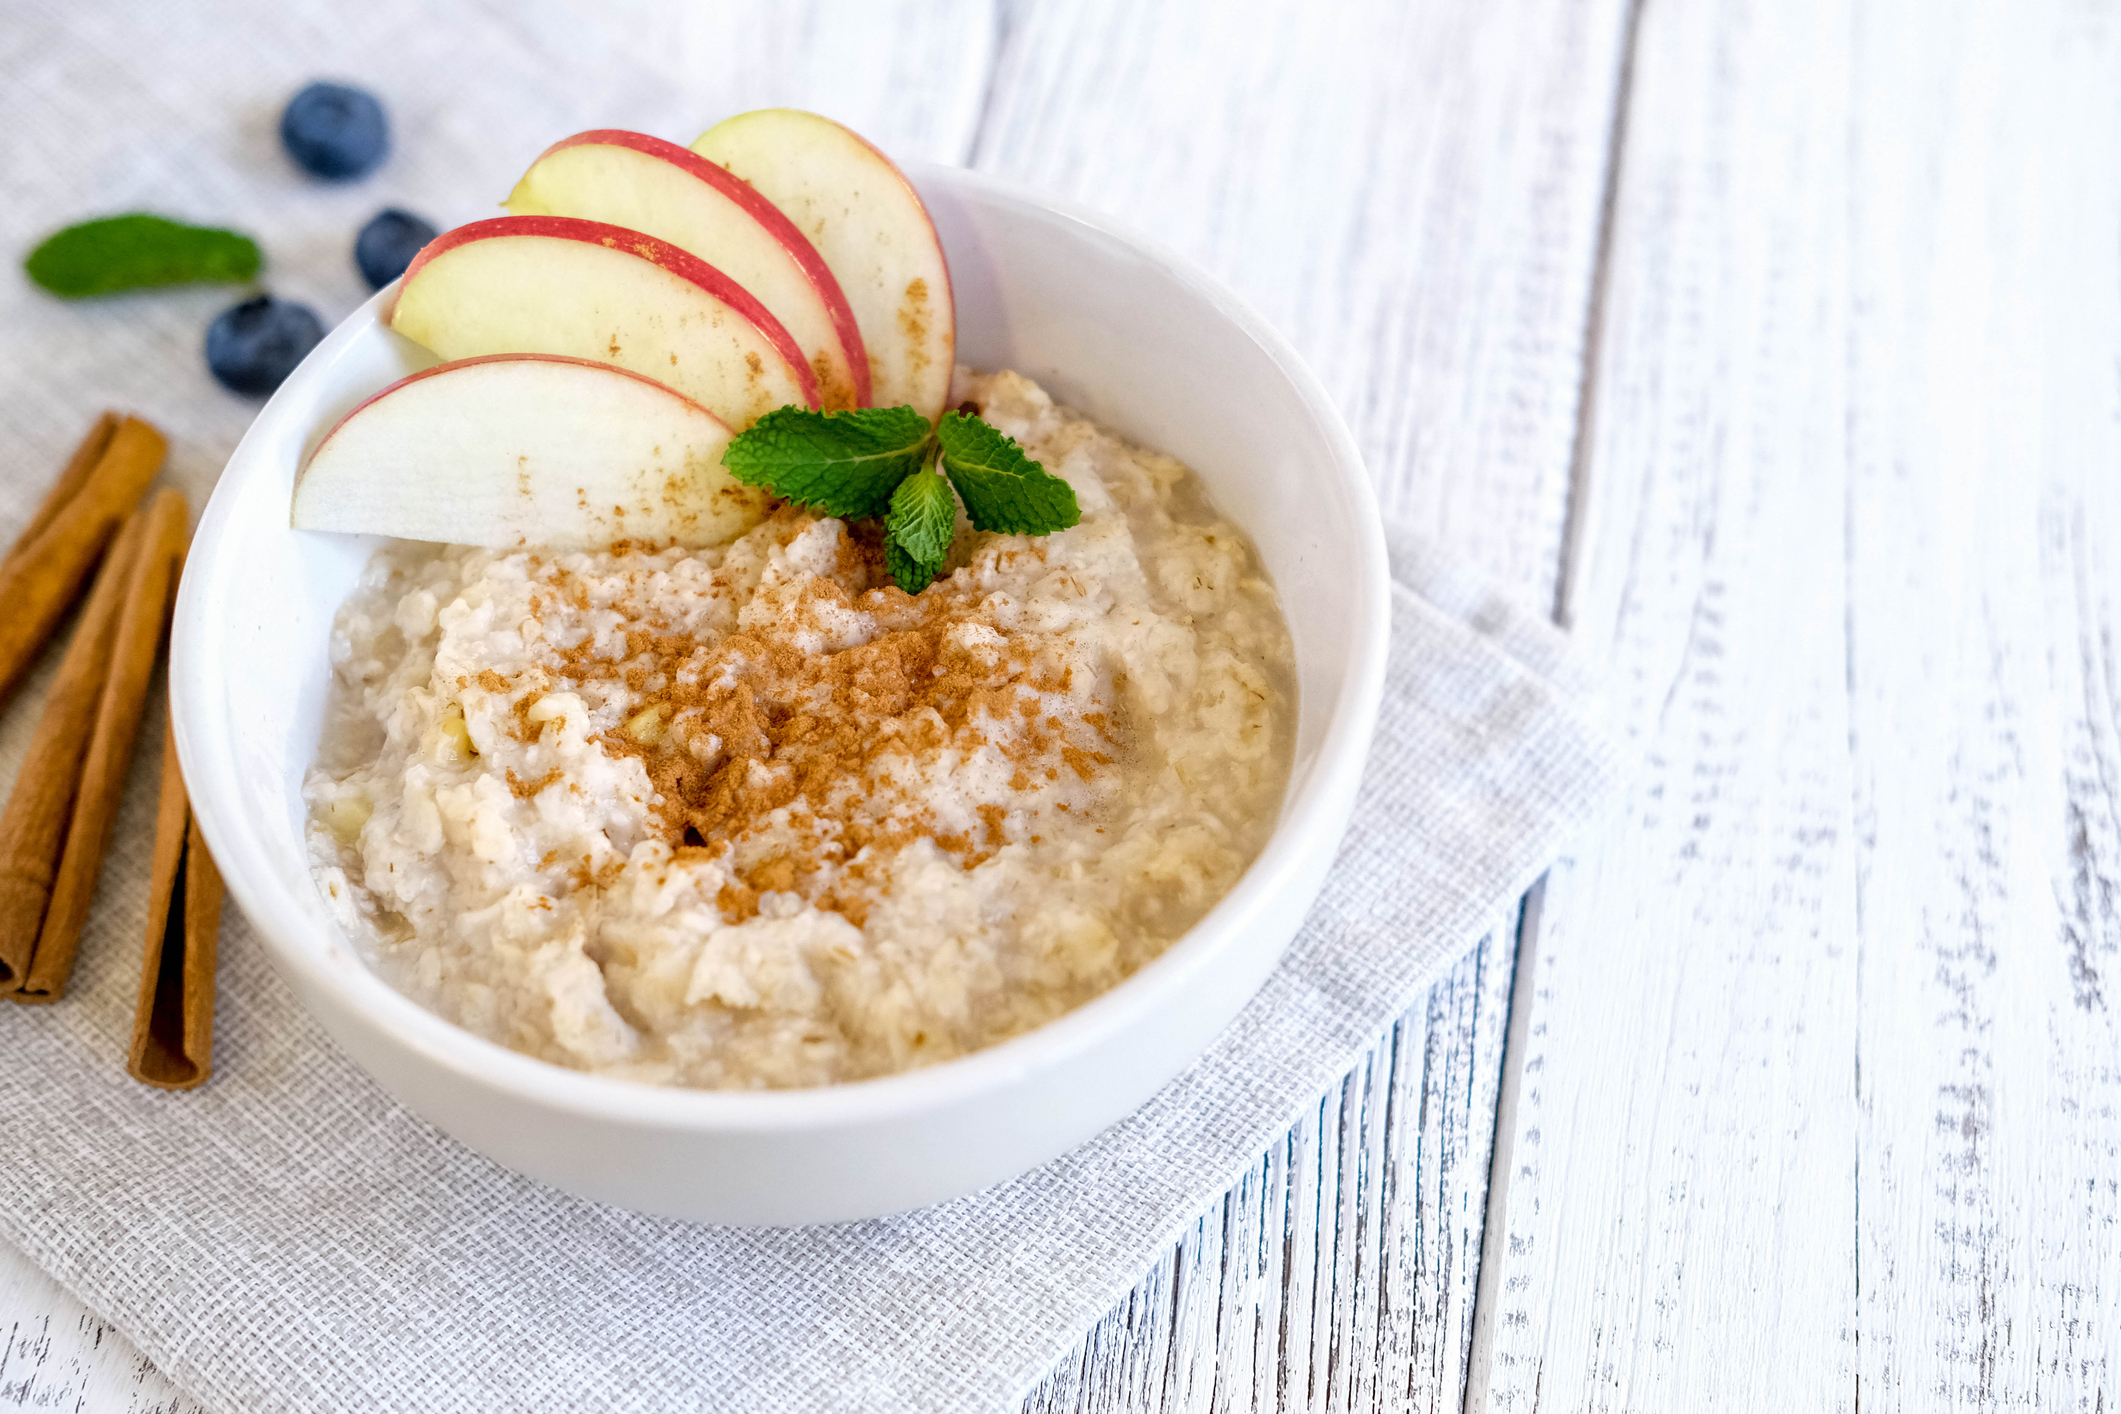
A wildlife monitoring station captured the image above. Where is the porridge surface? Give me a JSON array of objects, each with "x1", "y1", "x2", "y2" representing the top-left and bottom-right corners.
[{"x1": 307, "y1": 370, "x2": 1295, "y2": 1089}]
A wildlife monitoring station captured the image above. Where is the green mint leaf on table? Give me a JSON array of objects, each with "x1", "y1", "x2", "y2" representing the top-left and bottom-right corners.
[
  {"x1": 934, "y1": 411, "x2": 1080, "y2": 536},
  {"x1": 883, "y1": 461, "x2": 957, "y2": 593},
  {"x1": 721, "y1": 404, "x2": 932, "y2": 520},
  {"x1": 25, "y1": 214, "x2": 262, "y2": 298}
]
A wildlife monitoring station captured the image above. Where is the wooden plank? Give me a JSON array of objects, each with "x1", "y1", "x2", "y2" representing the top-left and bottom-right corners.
[
  {"x1": 972, "y1": 0, "x2": 1631, "y2": 595},
  {"x1": 1843, "y1": 3, "x2": 2121, "y2": 1402},
  {"x1": 0, "y1": 1248, "x2": 207, "y2": 1414},
  {"x1": 1024, "y1": 925, "x2": 1517, "y2": 1414},
  {"x1": 537, "y1": 0, "x2": 997, "y2": 163},
  {"x1": 1467, "y1": 0, "x2": 1867, "y2": 1404},
  {"x1": 1472, "y1": 0, "x2": 2121, "y2": 1408}
]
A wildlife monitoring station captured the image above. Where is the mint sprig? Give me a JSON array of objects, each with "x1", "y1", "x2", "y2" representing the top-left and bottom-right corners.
[
  {"x1": 883, "y1": 459, "x2": 956, "y2": 592},
  {"x1": 934, "y1": 411, "x2": 1081, "y2": 535},
  {"x1": 723, "y1": 403, "x2": 1081, "y2": 592},
  {"x1": 721, "y1": 404, "x2": 931, "y2": 519},
  {"x1": 26, "y1": 214, "x2": 261, "y2": 298}
]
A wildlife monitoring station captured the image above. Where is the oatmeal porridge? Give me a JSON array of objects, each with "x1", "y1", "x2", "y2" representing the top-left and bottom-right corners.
[{"x1": 307, "y1": 370, "x2": 1294, "y2": 1089}]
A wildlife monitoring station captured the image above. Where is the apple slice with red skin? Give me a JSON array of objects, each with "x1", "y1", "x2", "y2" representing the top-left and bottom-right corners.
[
  {"x1": 505, "y1": 130, "x2": 869, "y2": 412},
  {"x1": 291, "y1": 354, "x2": 769, "y2": 550},
  {"x1": 387, "y1": 216, "x2": 820, "y2": 430},
  {"x1": 691, "y1": 109, "x2": 954, "y2": 425}
]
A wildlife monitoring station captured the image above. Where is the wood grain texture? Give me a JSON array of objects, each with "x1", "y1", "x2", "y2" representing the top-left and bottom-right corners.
[
  {"x1": 1470, "y1": 0, "x2": 1868, "y2": 1402},
  {"x1": 971, "y1": 0, "x2": 1632, "y2": 597},
  {"x1": 0, "y1": 1253, "x2": 205, "y2": 1414},
  {"x1": 1473, "y1": 0, "x2": 2121, "y2": 1407},
  {"x1": 1845, "y1": 3, "x2": 2121, "y2": 1401},
  {"x1": 1024, "y1": 923, "x2": 1515, "y2": 1414},
  {"x1": 543, "y1": 0, "x2": 997, "y2": 165}
]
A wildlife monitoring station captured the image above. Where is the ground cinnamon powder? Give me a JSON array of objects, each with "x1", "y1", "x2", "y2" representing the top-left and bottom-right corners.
[{"x1": 523, "y1": 512, "x2": 1118, "y2": 925}]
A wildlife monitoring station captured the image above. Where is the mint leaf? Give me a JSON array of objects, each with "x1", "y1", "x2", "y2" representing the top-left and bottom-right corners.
[
  {"x1": 886, "y1": 538, "x2": 941, "y2": 594},
  {"x1": 720, "y1": 406, "x2": 1077, "y2": 589},
  {"x1": 25, "y1": 214, "x2": 261, "y2": 298},
  {"x1": 721, "y1": 404, "x2": 931, "y2": 519},
  {"x1": 883, "y1": 462, "x2": 956, "y2": 592},
  {"x1": 934, "y1": 412, "x2": 1080, "y2": 536}
]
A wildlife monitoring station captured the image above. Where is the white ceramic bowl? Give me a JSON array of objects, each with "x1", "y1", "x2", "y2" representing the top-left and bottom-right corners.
[{"x1": 172, "y1": 163, "x2": 1389, "y2": 1225}]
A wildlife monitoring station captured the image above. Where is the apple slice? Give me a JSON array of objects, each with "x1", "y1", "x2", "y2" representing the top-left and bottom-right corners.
[
  {"x1": 387, "y1": 216, "x2": 820, "y2": 430},
  {"x1": 291, "y1": 354, "x2": 768, "y2": 550},
  {"x1": 505, "y1": 130, "x2": 869, "y2": 412},
  {"x1": 691, "y1": 109, "x2": 954, "y2": 425}
]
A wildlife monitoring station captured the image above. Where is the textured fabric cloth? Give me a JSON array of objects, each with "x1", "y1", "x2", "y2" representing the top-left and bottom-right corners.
[
  {"x1": 0, "y1": 525, "x2": 1618, "y2": 1414},
  {"x1": 0, "y1": 4, "x2": 1623, "y2": 1410}
]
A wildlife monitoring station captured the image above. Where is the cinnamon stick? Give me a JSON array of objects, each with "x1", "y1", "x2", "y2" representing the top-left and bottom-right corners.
[
  {"x1": 16, "y1": 487, "x2": 190, "y2": 1003},
  {"x1": 0, "y1": 415, "x2": 165, "y2": 713},
  {"x1": 128, "y1": 716, "x2": 223, "y2": 1089},
  {"x1": 0, "y1": 508, "x2": 149, "y2": 991},
  {"x1": 3, "y1": 413, "x2": 118, "y2": 571}
]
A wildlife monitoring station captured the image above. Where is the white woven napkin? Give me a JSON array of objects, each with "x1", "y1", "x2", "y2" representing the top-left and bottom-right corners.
[
  {"x1": 0, "y1": 4, "x2": 1622, "y2": 1410},
  {"x1": 0, "y1": 521, "x2": 1617, "y2": 1414}
]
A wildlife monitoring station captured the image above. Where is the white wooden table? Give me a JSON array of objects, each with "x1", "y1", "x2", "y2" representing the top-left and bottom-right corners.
[{"x1": 3, "y1": 0, "x2": 2116, "y2": 1408}]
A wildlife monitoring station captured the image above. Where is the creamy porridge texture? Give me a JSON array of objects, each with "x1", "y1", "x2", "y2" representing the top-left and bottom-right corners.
[{"x1": 307, "y1": 371, "x2": 1294, "y2": 1088}]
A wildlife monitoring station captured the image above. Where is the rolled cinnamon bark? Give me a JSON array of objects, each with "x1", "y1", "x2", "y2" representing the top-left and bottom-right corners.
[
  {"x1": 0, "y1": 415, "x2": 165, "y2": 713},
  {"x1": 0, "y1": 508, "x2": 149, "y2": 992},
  {"x1": 17, "y1": 487, "x2": 190, "y2": 1003},
  {"x1": 128, "y1": 716, "x2": 223, "y2": 1089}
]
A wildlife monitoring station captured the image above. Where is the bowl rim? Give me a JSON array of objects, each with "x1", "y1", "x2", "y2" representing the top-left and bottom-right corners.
[{"x1": 172, "y1": 160, "x2": 1391, "y2": 1134}]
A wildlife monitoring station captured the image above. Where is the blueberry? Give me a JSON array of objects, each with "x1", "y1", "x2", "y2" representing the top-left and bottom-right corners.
[
  {"x1": 354, "y1": 208, "x2": 438, "y2": 290},
  {"x1": 280, "y1": 81, "x2": 388, "y2": 181},
  {"x1": 206, "y1": 296, "x2": 324, "y2": 396}
]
